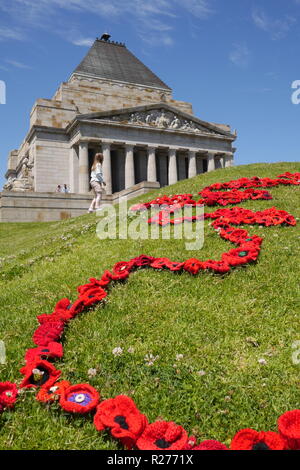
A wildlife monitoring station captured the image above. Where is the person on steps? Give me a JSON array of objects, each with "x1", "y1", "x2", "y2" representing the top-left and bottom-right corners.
[{"x1": 88, "y1": 153, "x2": 106, "y2": 213}]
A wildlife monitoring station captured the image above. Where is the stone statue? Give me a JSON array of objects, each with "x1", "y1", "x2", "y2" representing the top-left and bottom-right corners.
[{"x1": 170, "y1": 116, "x2": 181, "y2": 129}]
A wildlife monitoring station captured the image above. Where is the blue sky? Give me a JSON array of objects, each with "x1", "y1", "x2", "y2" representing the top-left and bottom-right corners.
[{"x1": 0, "y1": 0, "x2": 299, "y2": 186}]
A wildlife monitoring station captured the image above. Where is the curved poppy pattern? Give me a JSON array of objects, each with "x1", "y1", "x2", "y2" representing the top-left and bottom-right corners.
[
  {"x1": 0, "y1": 172, "x2": 299, "y2": 449},
  {"x1": 59, "y1": 383, "x2": 99, "y2": 414},
  {"x1": 94, "y1": 395, "x2": 148, "y2": 449}
]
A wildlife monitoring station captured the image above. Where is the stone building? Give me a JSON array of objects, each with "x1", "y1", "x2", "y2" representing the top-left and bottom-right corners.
[{"x1": 1, "y1": 35, "x2": 236, "y2": 222}]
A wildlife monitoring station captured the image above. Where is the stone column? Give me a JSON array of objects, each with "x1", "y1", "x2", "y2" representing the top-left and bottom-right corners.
[
  {"x1": 125, "y1": 144, "x2": 135, "y2": 189},
  {"x1": 69, "y1": 146, "x2": 79, "y2": 193},
  {"x1": 207, "y1": 151, "x2": 216, "y2": 172},
  {"x1": 168, "y1": 148, "x2": 178, "y2": 185},
  {"x1": 78, "y1": 141, "x2": 89, "y2": 194},
  {"x1": 224, "y1": 153, "x2": 233, "y2": 168},
  {"x1": 102, "y1": 142, "x2": 112, "y2": 195},
  {"x1": 147, "y1": 146, "x2": 157, "y2": 182},
  {"x1": 188, "y1": 150, "x2": 197, "y2": 178}
]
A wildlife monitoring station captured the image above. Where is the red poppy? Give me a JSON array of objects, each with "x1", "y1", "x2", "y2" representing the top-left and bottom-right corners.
[
  {"x1": 222, "y1": 245, "x2": 259, "y2": 267},
  {"x1": 60, "y1": 383, "x2": 99, "y2": 414},
  {"x1": 25, "y1": 342, "x2": 63, "y2": 363},
  {"x1": 79, "y1": 287, "x2": 107, "y2": 307},
  {"x1": 94, "y1": 395, "x2": 148, "y2": 449},
  {"x1": 136, "y1": 420, "x2": 188, "y2": 450},
  {"x1": 164, "y1": 260, "x2": 184, "y2": 272},
  {"x1": 230, "y1": 428, "x2": 286, "y2": 450},
  {"x1": 278, "y1": 410, "x2": 300, "y2": 450},
  {"x1": 0, "y1": 382, "x2": 18, "y2": 409},
  {"x1": 36, "y1": 380, "x2": 70, "y2": 403},
  {"x1": 32, "y1": 321, "x2": 64, "y2": 347},
  {"x1": 67, "y1": 298, "x2": 86, "y2": 318},
  {"x1": 150, "y1": 258, "x2": 171, "y2": 269},
  {"x1": 113, "y1": 261, "x2": 135, "y2": 275},
  {"x1": 77, "y1": 279, "x2": 103, "y2": 295},
  {"x1": 130, "y1": 254, "x2": 155, "y2": 267},
  {"x1": 36, "y1": 311, "x2": 72, "y2": 324},
  {"x1": 52, "y1": 298, "x2": 73, "y2": 315},
  {"x1": 203, "y1": 259, "x2": 231, "y2": 274},
  {"x1": 20, "y1": 359, "x2": 61, "y2": 389},
  {"x1": 183, "y1": 258, "x2": 204, "y2": 275}
]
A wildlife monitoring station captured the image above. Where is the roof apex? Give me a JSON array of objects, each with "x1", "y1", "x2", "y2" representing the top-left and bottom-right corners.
[{"x1": 72, "y1": 39, "x2": 171, "y2": 91}]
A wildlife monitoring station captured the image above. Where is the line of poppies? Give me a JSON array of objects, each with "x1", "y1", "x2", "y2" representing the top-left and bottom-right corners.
[{"x1": 1, "y1": 172, "x2": 299, "y2": 450}]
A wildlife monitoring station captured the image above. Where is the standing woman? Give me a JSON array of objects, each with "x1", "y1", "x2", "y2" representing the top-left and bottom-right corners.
[{"x1": 88, "y1": 153, "x2": 106, "y2": 213}]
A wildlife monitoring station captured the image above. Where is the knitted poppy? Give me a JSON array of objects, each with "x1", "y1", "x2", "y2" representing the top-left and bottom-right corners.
[
  {"x1": 183, "y1": 258, "x2": 204, "y2": 275},
  {"x1": 32, "y1": 321, "x2": 64, "y2": 347},
  {"x1": 53, "y1": 298, "x2": 71, "y2": 311},
  {"x1": 203, "y1": 260, "x2": 231, "y2": 274},
  {"x1": 36, "y1": 380, "x2": 70, "y2": 403},
  {"x1": 67, "y1": 298, "x2": 86, "y2": 318},
  {"x1": 78, "y1": 278, "x2": 103, "y2": 295},
  {"x1": 130, "y1": 254, "x2": 155, "y2": 267},
  {"x1": 222, "y1": 245, "x2": 259, "y2": 267},
  {"x1": 113, "y1": 261, "x2": 135, "y2": 275},
  {"x1": 79, "y1": 287, "x2": 107, "y2": 307},
  {"x1": 0, "y1": 382, "x2": 18, "y2": 409},
  {"x1": 164, "y1": 260, "x2": 185, "y2": 272},
  {"x1": 60, "y1": 383, "x2": 99, "y2": 414},
  {"x1": 20, "y1": 360, "x2": 61, "y2": 389},
  {"x1": 37, "y1": 311, "x2": 72, "y2": 324},
  {"x1": 25, "y1": 342, "x2": 63, "y2": 363},
  {"x1": 150, "y1": 258, "x2": 171, "y2": 270},
  {"x1": 136, "y1": 421, "x2": 188, "y2": 450},
  {"x1": 230, "y1": 429, "x2": 286, "y2": 450},
  {"x1": 94, "y1": 395, "x2": 148, "y2": 449},
  {"x1": 278, "y1": 410, "x2": 300, "y2": 450}
]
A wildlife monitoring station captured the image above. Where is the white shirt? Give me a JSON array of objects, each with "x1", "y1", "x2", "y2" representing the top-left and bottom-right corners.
[{"x1": 90, "y1": 163, "x2": 103, "y2": 183}]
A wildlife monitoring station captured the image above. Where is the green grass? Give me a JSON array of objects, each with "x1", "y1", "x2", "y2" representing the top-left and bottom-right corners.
[{"x1": 0, "y1": 161, "x2": 299, "y2": 450}]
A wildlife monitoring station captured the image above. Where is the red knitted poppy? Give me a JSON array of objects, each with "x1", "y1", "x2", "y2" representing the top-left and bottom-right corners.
[
  {"x1": 278, "y1": 410, "x2": 300, "y2": 450},
  {"x1": 94, "y1": 395, "x2": 148, "y2": 449},
  {"x1": 25, "y1": 342, "x2": 63, "y2": 363},
  {"x1": 59, "y1": 384, "x2": 99, "y2": 414},
  {"x1": 32, "y1": 321, "x2": 64, "y2": 347},
  {"x1": 136, "y1": 420, "x2": 188, "y2": 450},
  {"x1": 0, "y1": 382, "x2": 18, "y2": 409},
  {"x1": 230, "y1": 428, "x2": 286, "y2": 450},
  {"x1": 19, "y1": 360, "x2": 61, "y2": 389},
  {"x1": 36, "y1": 380, "x2": 70, "y2": 403}
]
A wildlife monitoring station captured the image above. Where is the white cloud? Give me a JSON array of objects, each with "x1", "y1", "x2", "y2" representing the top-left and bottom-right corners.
[
  {"x1": 5, "y1": 59, "x2": 32, "y2": 69},
  {"x1": 175, "y1": 0, "x2": 214, "y2": 18},
  {"x1": 71, "y1": 38, "x2": 94, "y2": 47},
  {"x1": 0, "y1": 0, "x2": 215, "y2": 47},
  {"x1": 252, "y1": 8, "x2": 296, "y2": 40},
  {"x1": 229, "y1": 43, "x2": 250, "y2": 68},
  {"x1": 0, "y1": 26, "x2": 24, "y2": 40}
]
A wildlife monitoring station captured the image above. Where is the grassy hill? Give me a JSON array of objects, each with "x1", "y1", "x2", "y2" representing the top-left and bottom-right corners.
[{"x1": 0, "y1": 161, "x2": 299, "y2": 450}]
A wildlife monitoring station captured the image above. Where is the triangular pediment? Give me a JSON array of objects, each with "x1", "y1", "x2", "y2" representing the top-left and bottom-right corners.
[{"x1": 77, "y1": 103, "x2": 235, "y2": 138}]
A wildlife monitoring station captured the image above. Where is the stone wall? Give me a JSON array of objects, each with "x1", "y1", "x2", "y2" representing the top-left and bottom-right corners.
[
  {"x1": 0, "y1": 181, "x2": 160, "y2": 223},
  {"x1": 29, "y1": 75, "x2": 193, "y2": 129}
]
